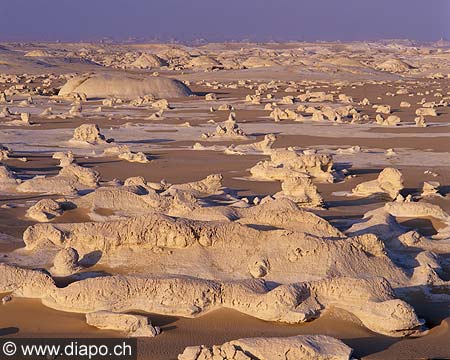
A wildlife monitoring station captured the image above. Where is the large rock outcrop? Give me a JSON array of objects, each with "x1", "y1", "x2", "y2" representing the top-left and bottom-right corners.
[
  {"x1": 0, "y1": 264, "x2": 423, "y2": 337},
  {"x1": 22, "y1": 211, "x2": 409, "y2": 285},
  {"x1": 17, "y1": 163, "x2": 99, "y2": 195},
  {"x1": 58, "y1": 73, "x2": 191, "y2": 99},
  {"x1": 130, "y1": 53, "x2": 167, "y2": 69},
  {"x1": 178, "y1": 335, "x2": 353, "y2": 360}
]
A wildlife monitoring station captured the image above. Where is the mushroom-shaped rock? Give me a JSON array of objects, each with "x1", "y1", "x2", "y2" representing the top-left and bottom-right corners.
[
  {"x1": 50, "y1": 247, "x2": 83, "y2": 276},
  {"x1": 352, "y1": 168, "x2": 404, "y2": 200}
]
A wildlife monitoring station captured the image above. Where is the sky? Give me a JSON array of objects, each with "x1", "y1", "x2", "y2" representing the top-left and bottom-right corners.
[{"x1": 0, "y1": 0, "x2": 448, "y2": 43}]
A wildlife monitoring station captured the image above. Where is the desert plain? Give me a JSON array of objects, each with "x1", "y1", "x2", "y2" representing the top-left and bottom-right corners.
[{"x1": 0, "y1": 39, "x2": 449, "y2": 359}]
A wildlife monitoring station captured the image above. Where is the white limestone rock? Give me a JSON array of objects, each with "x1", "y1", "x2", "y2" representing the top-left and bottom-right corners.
[
  {"x1": 50, "y1": 247, "x2": 83, "y2": 276},
  {"x1": 352, "y1": 168, "x2": 404, "y2": 200},
  {"x1": 70, "y1": 124, "x2": 112, "y2": 145},
  {"x1": 26, "y1": 199, "x2": 63, "y2": 222},
  {"x1": 59, "y1": 73, "x2": 191, "y2": 99},
  {"x1": 178, "y1": 335, "x2": 353, "y2": 360},
  {"x1": 86, "y1": 311, "x2": 160, "y2": 337}
]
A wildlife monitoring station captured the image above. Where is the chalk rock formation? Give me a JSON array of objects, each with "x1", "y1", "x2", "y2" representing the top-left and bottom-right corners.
[
  {"x1": 275, "y1": 176, "x2": 323, "y2": 207},
  {"x1": 205, "y1": 93, "x2": 217, "y2": 101},
  {"x1": 151, "y1": 98, "x2": 171, "y2": 110},
  {"x1": 250, "y1": 150, "x2": 334, "y2": 183},
  {"x1": 352, "y1": 168, "x2": 404, "y2": 199},
  {"x1": 20, "y1": 113, "x2": 32, "y2": 124},
  {"x1": 40, "y1": 107, "x2": 53, "y2": 116},
  {"x1": 270, "y1": 107, "x2": 299, "y2": 121},
  {"x1": 225, "y1": 134, "x2": 276, "y2": 155},
  {"x1": 50, "y1": 247, "x2": 83, "y2": 276},
  {"x1": 336, "y1": 146, "x2": 361, "y2": 155},
  {"x1": 71, "y1": 124, "x2": 111, "y2": 145},
  {"x1": 384, "y1": 201, "x2": 450, "y2": 240},
  {"x1": 415, "y1": 116, "x2": 427, "y2": 127},
  {"x1": 0, "y1": 107, "x2": 11, "y2": 118},
  {"x1": 345, "y1": 205, "x2": 408, "y2": 242},
  {"x1": 187, "y1": 56, "x2": 221, "y2": 70},
  {"x1": 24, "y1": 50, "x2": 52, "y2": 57},
  {"x1": 0, "y1": 264, "x2": 423, "y2": 337},
  {"x1": 376, "y1": 59, "x2": 413, "y2": 73},
  {"x1": 71, "y1": 186, "x2": 163, "y2": 217},
  {"x1": 103, "y1": 146, "x2": 150, "y2": 163},
  {"x1": 376, "y1": 114, "x2": 400, "y2": 126},
  {"x1": 0, "y1": 263, "x2": 54, "y2": 297},
  {"x1": 71, "y1": 184, "x2": 339, "y2": 234},
  {"x1": 86, "y1": 311, "x2": 160, "y2": 337},
  {"x1": 68, "y1": 103, "x2": 82, "y2": 116},
  {"x1": 178, "y1": 335, "x2": 353, "y2": 360},
  {"x1": 421, "y1": 181, "x2": 440, "y2": 197},
  {"x1": 298, "y1": 91, "x2": 334, "y2": 102},
  {"x1": 202, "y1": 114, "x2": 249, "y2": 140},
  {"x1": 22, "y1": 209, "x2": 409, "y2": 288},
  {"x1": 59, "y1": 73, "x2": 191, "y2": 99},
  {"x1": 130, "y1": 53, "x2": 166, "y2": 69},
  {"x1": 374, "y1": 105, "x2": 391, "y2": 114},
  {"x1": 416, "y1": 108, "x2": 437, "y2": 117},
  {"x1": 118, "y1": 151, "x2": 149, "y2": 163},
  {"x1": 52, "y1": 151, "x2": 75, "y2": 167},
  {"x1": 236, "y1": 198, "x2": 342, "y2": 235},
  {"x1": 158, "y1": 47, "x2": 191, "y2": 62},
  {"x1": 130, "y1": 94, "x2": 156, "y2": 107},
  {"x1": 74, "y1": 186, "x2": 333, "y2": 229},
  {"x1": 166, "y1": 174, "x2": 223, "y2": 197},
  {"x1": 0, "y1": 145, "x2": 11, "y2": 161},
  {"x1": 0, "y1": 164, "x2": 19, "y2": 190},
  {"x1": 17, "y1": 163, "x2": 99, "y2": 195},
  {"x1": 386, "y1": 148, "x2": 396, "y2": 157},
  {"x1": 347, "y1": 201, "x2": 450, "y2": 247},
  {"x1": 26, "y1": 199, "x2": 63, "y2": 222},
  {"x1": 242, "y1": 56, "x2": 279, "y2": 68}
]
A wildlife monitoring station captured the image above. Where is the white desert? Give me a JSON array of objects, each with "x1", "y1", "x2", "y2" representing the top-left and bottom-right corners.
[{"x1": 0, "y1": 11, "x2": 449, "y2": 360}]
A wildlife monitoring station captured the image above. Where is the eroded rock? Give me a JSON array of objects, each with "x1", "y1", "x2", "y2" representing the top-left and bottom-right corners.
[{"x1": 178, "y1": 335, "x2": 353, "y2": 360}]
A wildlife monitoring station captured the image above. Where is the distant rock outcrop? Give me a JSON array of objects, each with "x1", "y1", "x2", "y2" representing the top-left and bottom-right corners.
[{"x1": 59, "y1": 73, "x2": 191, "y2": 99}]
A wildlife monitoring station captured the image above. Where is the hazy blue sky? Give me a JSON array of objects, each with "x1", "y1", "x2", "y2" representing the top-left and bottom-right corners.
[{"x1": 0, "y1": 0, "x2": 448, "y2": 42}]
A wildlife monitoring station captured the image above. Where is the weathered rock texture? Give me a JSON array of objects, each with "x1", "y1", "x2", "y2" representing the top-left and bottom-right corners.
[
  {"x1": 86, "y1": 311, "x2": 160, "y2": 337},
  {"x1": 352, "y1": 168, "x2": 404, "y2": 199},
  {"x1": 178, "y1": 335, "x2": 353, "y2": 360},
  {"x1": 250, "y1": 150, "x2": 334, "y2": 183},
  {"x1": 59, "y1": 73, "x2": 191, "y2": 99},
  {"x1": 0, "y1": 264, "x2": 423, "y2": 337}
]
